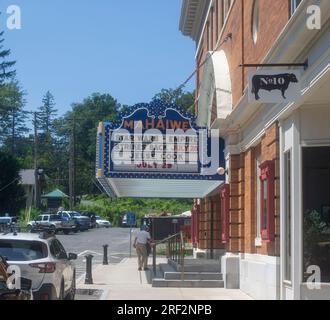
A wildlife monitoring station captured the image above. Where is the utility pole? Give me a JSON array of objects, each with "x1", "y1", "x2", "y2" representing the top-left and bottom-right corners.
[
  {"x1": 73, "y1": 117, "x2": 77, "y2": 206},
  {"x1": 34, "y1": 112, "x2": 40, "y2": 209},
  {"x1": 69, "y1": 117, "x2": 76, "y2": 209},
  {"x1": 11, "y1": 109, "x2": 15, "y2": 156}
]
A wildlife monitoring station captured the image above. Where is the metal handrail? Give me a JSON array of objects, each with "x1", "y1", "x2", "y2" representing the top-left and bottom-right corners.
[{"x1": 152, "y1": 231, "x2": 185, "y2": 281}]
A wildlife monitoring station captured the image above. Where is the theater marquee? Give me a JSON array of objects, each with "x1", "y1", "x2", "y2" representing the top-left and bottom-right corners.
[{"x1": 96, "y1": 101, "x2": 225, "y2": 198}]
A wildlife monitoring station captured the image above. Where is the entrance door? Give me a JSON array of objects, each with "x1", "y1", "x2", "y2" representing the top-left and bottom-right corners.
[{"x1": 303, "y1": 147, "x2": 330, "y2": 283}]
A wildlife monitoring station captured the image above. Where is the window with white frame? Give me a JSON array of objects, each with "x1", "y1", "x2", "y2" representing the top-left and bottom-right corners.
[
  {"x1": 252, "y1": 0, "x2": 259, "y2": 44},
  {"x1": 291, "y1": 0, "x2": 303, "y2": 16}
]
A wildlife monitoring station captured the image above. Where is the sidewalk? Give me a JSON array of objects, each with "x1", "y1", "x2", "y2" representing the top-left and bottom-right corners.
[{"x1": 76, "y1": 258, "x2": 253, "y2": 300}]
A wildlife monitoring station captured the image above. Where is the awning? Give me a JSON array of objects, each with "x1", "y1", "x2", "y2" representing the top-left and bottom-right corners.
[{"x1": 98, "y1": 177, "x2": 223, "y2": 199}]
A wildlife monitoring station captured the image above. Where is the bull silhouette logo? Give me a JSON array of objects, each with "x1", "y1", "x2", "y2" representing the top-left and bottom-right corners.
[{"x1": 251, "y1": 73, "x2": 298, "y2": 100}]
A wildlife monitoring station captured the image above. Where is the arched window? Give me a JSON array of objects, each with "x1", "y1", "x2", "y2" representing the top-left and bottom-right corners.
[{"x1": 252, "y1": 0, "x2": 259, "y2": 45}]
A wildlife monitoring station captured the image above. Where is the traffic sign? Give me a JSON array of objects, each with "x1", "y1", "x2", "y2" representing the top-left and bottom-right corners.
[{"x1": 127, "y1": 212, "x2": 136, "y2": 226}]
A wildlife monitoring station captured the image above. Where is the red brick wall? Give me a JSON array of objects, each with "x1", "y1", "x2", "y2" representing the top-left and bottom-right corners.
[
  {"x1": 198, "y1": 196, "x2": 225, "y2": 250},
  {"x1": 234, "y1": 123, "x2": 280, "y2": 257},
  {"x1": 196, "y1": 0, "x2": 291, "y2": 109},
  {"x1": 194, "y1": 1, "x2": 286, "y2": 257}
]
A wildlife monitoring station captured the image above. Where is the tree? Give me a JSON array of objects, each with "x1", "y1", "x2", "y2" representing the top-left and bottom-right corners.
[
  {"x1": 0, "y1": 28, "x2": 16, "y2": 84},
  {"x1": 152, "y1": 88, "x2": 195, "y2": 114},
  {"x1": 0, "y1": 151, "x2": 25, "y2": 215},
  {"x1": 0, "y1": 82, "x2": 28, "y2": 155},
  {"x1": 53, "y1": 93, "x2": 120, "y2": 195},
  {"x1": 38, "y1": 91, "x2": 57, "y2": 135}
]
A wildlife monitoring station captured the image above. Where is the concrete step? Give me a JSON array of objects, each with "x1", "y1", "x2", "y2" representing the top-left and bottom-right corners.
[
  {"x1": 164, "y1": 272, "x2": 223, "y2": 281},
  {"x1": 159, "y1": 263, "x2": 176, "y2": 275},
  {"x1": 152, "y1": 279, "x2": 224, "y2": 288},
  {"x1": 169, "y1": 259, "x2": 221, "y2": 273}
]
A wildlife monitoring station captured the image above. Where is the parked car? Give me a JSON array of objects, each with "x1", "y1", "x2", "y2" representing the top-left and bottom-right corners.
[
  {"x1": 0, "y1": 232, "x2": 77, "y2": 300},
  {"x1": 57, "y1": 211, "x2": 90, "y2": 232},
  {"x1": 0, "y1": 217, "x2": 21, "y2": 233},
  {"x1": 95, "y1": 216, "x2": 112, "y2": 229},
  {"x1": 80, "y1": 212, "x2": 97, "y2": 229},
  {"x1": 27, "y1": 214, "x2": 76, "y2": 235}
]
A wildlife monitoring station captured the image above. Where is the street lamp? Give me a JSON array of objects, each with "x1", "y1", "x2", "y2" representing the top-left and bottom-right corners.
[{"x1": 217, "y1": 167, "x2": 228, "y2": 176}]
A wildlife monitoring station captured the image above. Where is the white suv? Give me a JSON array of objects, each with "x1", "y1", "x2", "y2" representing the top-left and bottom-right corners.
[{"x1": 0, "y1": 232, "x2": 77, "y2": 300}]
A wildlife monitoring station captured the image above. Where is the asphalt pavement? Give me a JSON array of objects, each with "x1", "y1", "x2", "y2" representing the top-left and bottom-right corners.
[{"x1": 57, "y1": 227, "x2": 138, "y2": 280}]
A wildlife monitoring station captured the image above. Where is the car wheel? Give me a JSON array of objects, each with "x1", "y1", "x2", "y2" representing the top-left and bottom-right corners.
[
  {"x1": 50, "y1": 225, "x2": 56, "y2": 234},
  {"x1": 27, "y1": 225, "x2": 33, "y2": 233},
  {"x1": 59, "y1": 280, "x2": 65, "y2": 300},
  {"x1": 63, "y1": 230, "x2": 70, "y2": 235},
  {"x1": 65, "y1": 272, "x2": 76, "y2": 300}
]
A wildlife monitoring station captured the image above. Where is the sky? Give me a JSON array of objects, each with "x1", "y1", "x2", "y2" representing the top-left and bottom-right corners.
[{"x1": 0, "y1": 0, "x2": 196, "y2": 116}]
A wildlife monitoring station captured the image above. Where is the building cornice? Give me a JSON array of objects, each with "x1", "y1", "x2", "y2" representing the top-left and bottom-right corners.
[{"x1": 179, "y1": 0, "x2": 211, "y2": 42}]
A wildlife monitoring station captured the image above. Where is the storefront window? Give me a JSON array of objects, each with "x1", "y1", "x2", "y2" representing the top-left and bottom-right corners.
[{"x1": 303, "y1": 147, "x2": 330, "y2": 283}]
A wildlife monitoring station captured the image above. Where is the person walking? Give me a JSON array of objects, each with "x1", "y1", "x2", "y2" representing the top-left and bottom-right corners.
[{"x1": 133, "y1": 225, "x2": 151, "y2": 271}]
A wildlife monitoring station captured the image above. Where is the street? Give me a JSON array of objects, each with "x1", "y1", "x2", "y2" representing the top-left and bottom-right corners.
[{"x1": 57, "y1": 227, "x2": 138, "y2": 279}]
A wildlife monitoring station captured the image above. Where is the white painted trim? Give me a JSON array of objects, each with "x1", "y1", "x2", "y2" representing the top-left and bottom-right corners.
[
  {"x1": 254, "y1": 237, "x2": 262, "y2": 247},
  {"x1": 292, "y1": 111, "x2": 302, "y2": 300},
  {"x1": 279, "y1": 121, "x2": 286, "y2": 300}
]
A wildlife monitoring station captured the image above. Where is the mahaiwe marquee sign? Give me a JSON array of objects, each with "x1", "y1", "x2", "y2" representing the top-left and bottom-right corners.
[{"x1": 96, "y1": 100, "x2": 225, "y2": 198}]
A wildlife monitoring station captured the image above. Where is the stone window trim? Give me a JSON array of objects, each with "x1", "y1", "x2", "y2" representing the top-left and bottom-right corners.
[{"x1": 260, "y1": 160, "x2": 276, "y2": 242}]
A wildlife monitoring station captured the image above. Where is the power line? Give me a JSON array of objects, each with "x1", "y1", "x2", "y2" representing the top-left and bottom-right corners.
[
  {"x1": 0, "y1": 177, "x2": 19, "y2": 193},
  {"x1": 173, "y1": 33, "x2": 233, "y2": 111}
]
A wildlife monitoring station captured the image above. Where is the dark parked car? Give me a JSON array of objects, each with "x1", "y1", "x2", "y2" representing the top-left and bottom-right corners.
[
  {"x1": 57, "y1": 211, "x2": 90, "y2": 232},
  {"x1": 80, "y1": 212, "x2": 97, "y2": 229}
]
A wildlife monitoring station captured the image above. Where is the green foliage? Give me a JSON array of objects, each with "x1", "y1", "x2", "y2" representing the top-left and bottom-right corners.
[
  {"x1": 0, "y1": 151, "x2": 25, "y2": 215},
  {"x1": 152, "y1": 88, "x2": 195, "y2": 114},
  {"x1": 38, "y1": 91, "x2": 57, "y2": 134},
  {"x1": 0, "y1": 82, "x2": 28, "y2": 151},
  {"x1": 75, "y1": 197, "x2": 192, "y2": 227},
  {"x1": 304, "y1": 210, "x2": 327, "y2": 267},
  {"x1": 0, "y1": 29, "x2": 16, "y2": 84},
  {"x1": 19, "y1": 207, "x2": 42, "y2": 227}
]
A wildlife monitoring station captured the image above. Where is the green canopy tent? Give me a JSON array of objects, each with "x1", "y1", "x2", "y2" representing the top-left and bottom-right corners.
[{"x1": 41, "y1": 189, "x2": 69, "y2": 211}]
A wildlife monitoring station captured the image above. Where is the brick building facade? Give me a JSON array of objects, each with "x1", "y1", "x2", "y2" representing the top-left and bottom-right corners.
[{"x1": 180, "y1": 0, "x2": 330, "y2": 299}]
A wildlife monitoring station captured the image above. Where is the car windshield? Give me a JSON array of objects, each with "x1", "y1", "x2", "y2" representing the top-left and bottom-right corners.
[
  {"x1": 96, "y1": 216, "x2": 101, "y2": 219},
  {"x1": 0, "y1": 240, "x2": 48, "y2": 261}
]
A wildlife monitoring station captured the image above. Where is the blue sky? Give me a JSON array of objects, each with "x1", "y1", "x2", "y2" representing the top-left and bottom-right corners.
[{"x1": 0, "y1": 1, "x2": 195, "y2": 115}]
